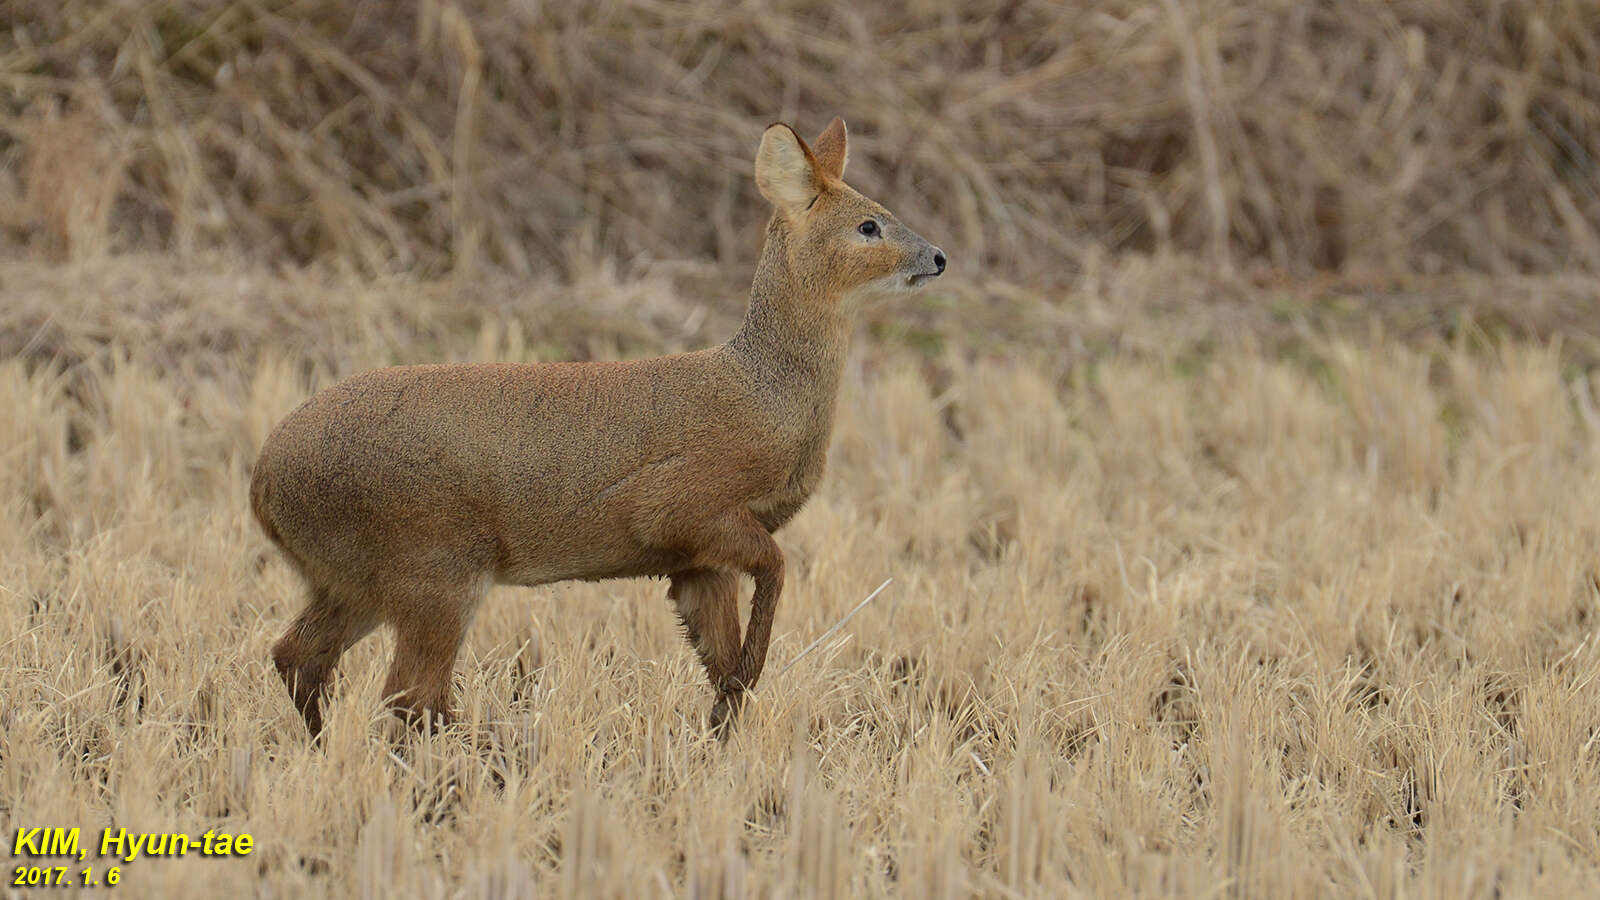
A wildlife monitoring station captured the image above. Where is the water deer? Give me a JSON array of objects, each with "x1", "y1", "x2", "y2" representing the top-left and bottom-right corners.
[{"x1": 251, "y1": 117, "x2": 946, "y2": 738}]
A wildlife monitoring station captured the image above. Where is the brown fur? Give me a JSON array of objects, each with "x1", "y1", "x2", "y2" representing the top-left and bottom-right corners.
[{"x1": 250, "y1": 118, "x2": 945, "y2": 737}]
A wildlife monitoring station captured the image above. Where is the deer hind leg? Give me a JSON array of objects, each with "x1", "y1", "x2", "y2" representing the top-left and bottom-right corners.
[
  {"x1": 669, "y1": 568, "x2": 741, "y2": 688},
  {"x1": 380, "y1": 576, "x2": 486, "y2": 731},
  {"x1": 272, "y1": 581, "x2": 381, "y2": 738}
]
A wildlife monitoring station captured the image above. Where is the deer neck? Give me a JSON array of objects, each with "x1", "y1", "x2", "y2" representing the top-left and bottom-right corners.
[{"x1": 726, "y1": 218, "x2": 853, "y2": 433}]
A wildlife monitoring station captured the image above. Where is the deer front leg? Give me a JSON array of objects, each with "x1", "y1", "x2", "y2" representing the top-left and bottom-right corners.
[
  {"x1": 669, "y1": 568, "x2": 741, "y2": 689},
  {"x1": 685, "y1": 510, "x2": 785, "y2": 736}
]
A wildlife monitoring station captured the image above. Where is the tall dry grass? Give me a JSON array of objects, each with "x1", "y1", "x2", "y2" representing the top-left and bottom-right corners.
[
  {"x1": 3, "y1": 0, "x2": 1598, "y2": 277},
  {"x1": 3, "y1": 257, "x2": 1600, "y2": 896}
]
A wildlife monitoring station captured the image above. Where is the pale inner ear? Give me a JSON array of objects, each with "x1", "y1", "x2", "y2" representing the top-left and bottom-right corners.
[{"x1": 755, "y1": 125, "x2": 819, "y2": 213}]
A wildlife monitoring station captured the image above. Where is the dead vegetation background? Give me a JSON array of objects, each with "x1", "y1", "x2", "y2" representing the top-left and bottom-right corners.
[
  {"x1": 4, "y1": 1, "x2": 1600, "y2": 897},
  {"x1": 4, "y1": 0, "x2": 1598, "y2": 277}
]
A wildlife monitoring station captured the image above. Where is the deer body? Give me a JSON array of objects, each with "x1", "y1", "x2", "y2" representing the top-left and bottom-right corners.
[{"x1": 252, "y1": 118, "x2": 944, "y2": 736}]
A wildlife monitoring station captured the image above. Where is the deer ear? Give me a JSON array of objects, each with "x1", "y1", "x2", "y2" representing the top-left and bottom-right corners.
[
  {"x1": 755, "y1": 123, "x2": 821, "y2": 214},
  {"x1": 811, "y1": 117, "x2": 848, "y2": 180}
]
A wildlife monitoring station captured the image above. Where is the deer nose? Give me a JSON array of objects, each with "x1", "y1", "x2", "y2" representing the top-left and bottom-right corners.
[{"x1": 933, "y1": 249, "x2": 946, "y2": 274}]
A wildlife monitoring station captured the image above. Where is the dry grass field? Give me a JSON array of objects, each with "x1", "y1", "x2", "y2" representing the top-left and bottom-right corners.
[
  {"x1": 5, "y1": 2, "x2": 1600, "y2": 898},
  {"x1": 6, "y1": 255, "x2": 1600, "y2": 897}
]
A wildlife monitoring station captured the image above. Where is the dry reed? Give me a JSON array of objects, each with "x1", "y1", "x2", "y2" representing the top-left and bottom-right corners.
[{"x1": 3, "y1": 1, "x2": 1597, "y2": 277}]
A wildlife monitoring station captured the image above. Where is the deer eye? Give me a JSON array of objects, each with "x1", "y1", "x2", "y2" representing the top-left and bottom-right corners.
[{"x1": 858, "y1": 220, "x2": 880, "y2": 238}]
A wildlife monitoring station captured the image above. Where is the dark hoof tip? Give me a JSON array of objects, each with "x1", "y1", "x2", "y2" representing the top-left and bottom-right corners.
[{"x1": 708, "y1": 692, "x2": 746, "y2": 740}]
